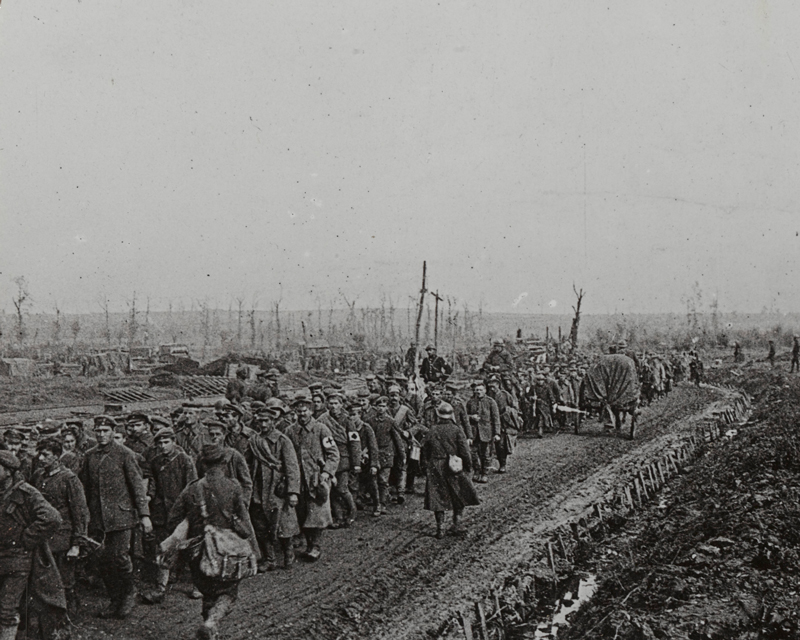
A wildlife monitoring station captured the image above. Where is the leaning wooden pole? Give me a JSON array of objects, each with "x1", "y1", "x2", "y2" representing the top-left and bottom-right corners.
[
  {"x1": 431, "y1": 289, "x2": 443, "y2": 349},
  {"x1": 414, "y1": 261, "x2": 427, "y2": 371}
]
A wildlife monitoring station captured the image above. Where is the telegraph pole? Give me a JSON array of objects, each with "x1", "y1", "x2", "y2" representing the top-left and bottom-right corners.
[{"x1": 414, "y1": 261, "x2": 427, "y2": 371}]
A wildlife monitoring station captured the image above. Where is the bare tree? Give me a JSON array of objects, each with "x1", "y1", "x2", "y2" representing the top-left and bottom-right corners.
[
  {"x1": 52, "y1": 303, "x2": 62, "y2": 346},
  {"x1": 274, "y1": 285, "x2": 283, "y2": 350},
  {"x1": 12, "y1": 276, "x2": 30, "y2": 344},
  {"x1": 569, "y1": 284, "x2": 585, "y2": 350},
  {"x1": 71, "y1": 318, "x2": 81, "y2": 345},
  {"x1": 249, "y1": 293, "x2": 259, "y2": 351},
  {"x1": 236, "y1": 296, "x2": 245, "y2": 348},
  {"x1": 97, "y1": 294, "x2": 112, "y2": 347},
  {"x1": 126, "y1": 291, "x2": 139, "y2": 346}
]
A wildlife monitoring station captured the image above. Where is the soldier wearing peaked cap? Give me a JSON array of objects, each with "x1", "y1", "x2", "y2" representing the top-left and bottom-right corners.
[
  {"x1": 0, "y1": 451, "x2": 62, "y2": 640},
  {"x1": 285, "y1": 393, "x2": 339, "y2": 561},
  {"x1": 345, "y1": 398, "x2": 380, "y2": 512},
  {"x1": 32, "y1": 437, "x2": 89, "y2": 619},
  {"x1": 217, "y1": 403, "x2": 256, "y2": 458},
  {"x1": 315, "y1": 393, "x2": 361, "y2": 528},
  {"x1": 245, "y1": 407, "x2": 300, "y2": 572},
  {"x1": 139, "y1": 427, "x2": 196, "y2": 605},
  {"x1": 80, "y1": 417, "x2": 151, "y2": 620},
  {"x1": 2, "y1": 428, "x2": 33, "y2": 483},
  {"x1": 466, "y1": 381, "x2": 500, "y2": 483},
  {"x1": 442, "y1": 383, "x2": 473, "y2": 442},
  {"x1": 125, "y1": 412, "x2": 154, "y2": 457}
]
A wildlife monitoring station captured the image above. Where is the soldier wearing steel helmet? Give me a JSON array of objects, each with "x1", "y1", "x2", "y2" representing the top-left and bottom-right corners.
[
  {"x1": 421, "y1": 402, "x2": 479, "y2": 539},
  {"x1": 481, "y1": 338, "x2": 514, "y2": 375}
]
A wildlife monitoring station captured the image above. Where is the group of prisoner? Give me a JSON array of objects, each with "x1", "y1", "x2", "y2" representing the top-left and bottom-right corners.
[{"x1": 0, "y1": 338, "x2": 683, "y2": 640}]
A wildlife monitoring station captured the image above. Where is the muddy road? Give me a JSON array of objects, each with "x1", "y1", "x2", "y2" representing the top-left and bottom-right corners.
[{"x1": 71, "y1": 384, "x2": 720, "y2": 640}]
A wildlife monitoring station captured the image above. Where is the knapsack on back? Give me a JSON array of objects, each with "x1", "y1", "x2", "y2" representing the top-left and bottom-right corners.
[{"x1": 196, "y1": 481, "x2": 257, "y2": 581}]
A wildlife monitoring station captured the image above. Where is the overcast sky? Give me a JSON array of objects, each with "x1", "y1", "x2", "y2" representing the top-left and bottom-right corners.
[{"x1": 2, "y1": 0, "x2": 799, "y2": 315}]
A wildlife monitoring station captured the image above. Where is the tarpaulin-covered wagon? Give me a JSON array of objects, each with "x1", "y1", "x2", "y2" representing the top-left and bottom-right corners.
[{"x1": 578, "y1": 354, "x2": 640, "y2": 439}]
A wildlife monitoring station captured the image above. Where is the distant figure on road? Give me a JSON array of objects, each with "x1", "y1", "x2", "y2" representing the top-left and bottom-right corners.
[
  {"x1": 792, "y1": 335, "x2": 800, "y2": 373},
  {"x1": 689, "y1": 355, "x2": 704, "y2": 387},
  {"x1": 226, "y1": 367, "x2": 248, "y2": 404},
  {"x1": 733, "y1": 341, "x2": 744, "y2": 363},
  {"x1": 768, "y1": 340, "x2": 776, "y2": 368},
  {"x1": 404, "y1": 342, "x2": 418, "y2": 377}
]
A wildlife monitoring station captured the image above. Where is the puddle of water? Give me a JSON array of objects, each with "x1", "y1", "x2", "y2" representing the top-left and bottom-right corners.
[{"x1": 534, "y1": 574, "x2": 598, "y2": 638}]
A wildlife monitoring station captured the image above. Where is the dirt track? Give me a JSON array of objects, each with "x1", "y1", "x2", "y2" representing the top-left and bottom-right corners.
[{"x1": 70, "y1": 384, "x2": 720, "y2": 640}]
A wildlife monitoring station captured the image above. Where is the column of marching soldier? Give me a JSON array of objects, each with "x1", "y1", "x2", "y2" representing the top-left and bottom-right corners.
[{"x1": 0, "y1": 339, "x2": 678, "y2": 640}]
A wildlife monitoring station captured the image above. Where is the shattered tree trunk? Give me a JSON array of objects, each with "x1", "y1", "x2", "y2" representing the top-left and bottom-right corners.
[{"x1": 569, "y1": 285, "x2": 585, "y2": 351}]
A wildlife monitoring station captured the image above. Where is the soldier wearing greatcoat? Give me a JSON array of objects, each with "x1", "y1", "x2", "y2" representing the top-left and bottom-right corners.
[
  {"x1": 466, "y1": 381, "x2": 500, "y2": 483},
  {"x1": 0, "y1": 451, "x2": 62, "y2": 640},
  {"x1": 245, "y1": 407, "x2": 301, "y2": 572},
  {"x1": 80, "y1": 414, "x2": 152, "y2": 620},
  {"x1": 285, "y1": 393, "x2": 340, "y2": 561},
  {"x1": 140, "y1": 427, "x2": 197, "y2": 604},
  {"x1": 421, "y1": 403, "x2": 479, "y2": 539},
  {"x1": 32, "y1": 438, "x2": 89, "y2": 617}
]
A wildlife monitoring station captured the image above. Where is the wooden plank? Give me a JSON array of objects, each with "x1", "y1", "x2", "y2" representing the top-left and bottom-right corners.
[
  {"x1": 458, "y1": 610, "x2": 474, "y2": 640},
  {"x1": 476, "y1": 602, "x2": 489, "y2": 640}
]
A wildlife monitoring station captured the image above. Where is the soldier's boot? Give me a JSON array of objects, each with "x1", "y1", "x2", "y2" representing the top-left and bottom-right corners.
[
  {"x1": 141, "y1": 568, "x2": 170, "y2": 604},
  {"x1": 0, "y1": 624, "x2": 18, "y2": 640},
  {"x1": 396, "y1": 468, "x2": 407, "y2": 504},
  {"x1": 305, "y1": 529, "x2": 322, "y2": 561},
  {"x1": 344, "y1": 493, "x2": 357, "y2": 527},
  {"x1": 377, "y1": 486, "x2": 388, "y2": 515},
  {"x1": 116, "y1": 573, "x2": 137, "y2": 619},
  {"x1": 97, "y1": 573, "x2": 121, "y2": 619},
  {"x1": 450, "y1": 509, "x2": 466, "y2": 536},
  {"x1": 279, "y1": 537, "x2": 295, "y2": 570},
  {"x1": 434, "y1": 512, "x2": 445, "y2": 539},
  {"x1": 258, "y1": 541, "x2": 277, "y2": 573},
  {"x1": 196, "y1": 594, "x2": 234, "y2": 640},
  {"x1": 330, "y1": 496, "x2": 343, "y2": 528}
]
